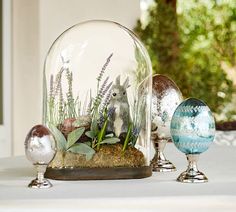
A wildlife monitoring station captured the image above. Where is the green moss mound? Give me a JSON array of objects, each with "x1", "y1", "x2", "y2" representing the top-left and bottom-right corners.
[{"x1": 49, "y1": 143, "x2": 146, "y2": 168}]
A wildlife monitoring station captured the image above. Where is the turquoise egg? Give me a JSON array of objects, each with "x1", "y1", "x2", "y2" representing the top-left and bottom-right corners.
[{"x1": 170, "y1": 98, "x2": 215, "y2": 154}]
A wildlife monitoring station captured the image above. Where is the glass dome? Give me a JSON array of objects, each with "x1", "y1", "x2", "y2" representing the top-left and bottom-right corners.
[{"x1": 43, "y1": 20, "x2": 152, "y2": 180}]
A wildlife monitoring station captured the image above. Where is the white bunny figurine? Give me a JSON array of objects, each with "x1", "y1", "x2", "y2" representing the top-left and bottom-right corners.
[{"x1": 107, "y1": 75, "x2": 130, "y2": 138}]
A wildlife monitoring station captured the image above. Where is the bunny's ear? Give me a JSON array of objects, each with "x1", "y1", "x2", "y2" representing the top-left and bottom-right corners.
[
  {"x1": 115, "y1": 75, "x2": 121, "y2": 85},
  {"x1": 123, "y1": 77, "x2": 130, "y2": 89}
]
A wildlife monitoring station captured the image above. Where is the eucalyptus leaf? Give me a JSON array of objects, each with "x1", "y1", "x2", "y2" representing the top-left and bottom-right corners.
[
  {"x1": 85, "y1": 131, "x2": 96, "y2": 139},
  {"x1": 91, "y1": 118, "x2": 98, "y2": 134},
  {"x1": 49, "y1": 124, "x2": 66, "y2": 151},
  {"x1": 105, "y1": 133, "x2": 114, "y2": 138},
  {"x1": 73, "y1": 119, "x2": 82, "y2": 127},
  {"x1": 66, "y1": 127, "x2": 85, "y2": 149},
  {"x1": 68, "y1": 143, "x2": 95, "y2": 161},
  {"x1": 84, "y1": 141, "x2": 92, "y2": 147},
  {"x1": 100, "y1": 137, "x2": 120, "y2": 145},
  {"x1": 86, "y1": 153, "x2": 94, "y2": 161}
]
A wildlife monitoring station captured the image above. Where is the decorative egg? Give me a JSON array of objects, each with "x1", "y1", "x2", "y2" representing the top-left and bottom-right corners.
[
  {"x1": 152, "y1": 74, "x2": 183, "y2": 139},
  {"x1": 25, "y1": 125, "x2": 56, "y2": 164},
  {"x1": 170, "y1": 98, "x2": 215, "y2": 154}
]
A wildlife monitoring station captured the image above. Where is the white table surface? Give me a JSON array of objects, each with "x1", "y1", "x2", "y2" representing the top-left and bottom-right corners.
[{"x1": 0, "y1": 143, "x2": 236, "y2": 212}]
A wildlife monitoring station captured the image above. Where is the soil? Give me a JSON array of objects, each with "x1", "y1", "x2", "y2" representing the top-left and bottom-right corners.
[{"x1": 49, "y1": 143, "x2": 146, "y2": 168}]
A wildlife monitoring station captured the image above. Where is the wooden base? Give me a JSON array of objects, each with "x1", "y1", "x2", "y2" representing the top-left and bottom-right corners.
[{"x1": 45, "y1": 166, "x2": 152, "y2": 180}]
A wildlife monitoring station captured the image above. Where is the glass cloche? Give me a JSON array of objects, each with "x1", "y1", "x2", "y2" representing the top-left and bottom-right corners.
[{"x1": 43, "y1": 20, "x2": 153, "y2": 180}]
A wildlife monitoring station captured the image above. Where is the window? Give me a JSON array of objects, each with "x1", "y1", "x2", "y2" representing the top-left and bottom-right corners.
[{"x1": 135, "y1": 0, "x2": 236, "y2": 130}]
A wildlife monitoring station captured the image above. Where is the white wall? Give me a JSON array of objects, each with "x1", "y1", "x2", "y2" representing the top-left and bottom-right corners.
[
  {"x1": 39, "y1": 0, "x2": 140, "y2": 68},
  {"x1": 12, "y1": 0, "x2": 40, "y2": 156},
  {"x1": 0, "y1": 0, "x2": 12, "y2": 157},
  {"x1": 12, "y1": 0, "x2": 140, "y2": 156}
]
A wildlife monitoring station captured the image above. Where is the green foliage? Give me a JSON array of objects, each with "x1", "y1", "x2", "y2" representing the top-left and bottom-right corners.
[
  {"x1": 132, "y1": 43, "x2": 150, "y2": 83},
  {"x1": 91, "y1": 109, "x2": 120, "y2": 150},
  {"x1": 88, "y1": 54, "x2": 113, "y2": 148},
  {"x1": 85, "y1": 130, "x2": 96, "y2": 139},
  {"x1": 48, "y1": 52, "x2": 142, "y2": 156},
  {"x1": 135, "y1": 0, "x2": 179, "y2": 73},
  {"x1": 49, "y1": 124, "x2": 94, "y2": 160},
  {"x1": 96, "y1": 118, "x2": 108, "y2": 150},
  {"x1": 47, "y1": 68, "x2": 80, "y2": 126},
  {"x1": 134, "y1": 0, "x2": 236, "y2": 120},
  {"x1": 96, "y1": 137, "x2": 120, "y2": 145},
  {"x1": 66, "y1": 127, "x2": 85, "y2": 150},
  {"x1": 65, "y1": 70, "x2": 77, "y2": 119},
  {"x1": 88, "y1": 54, "x2": 122, "y2": 150},
  {"x1": 49, "y1": 123, "x2": 67, "y2": 151},
  {"x1": 122, "y1": 123, "x2": 132, "y2": 152},
  {"x1": 68, "y1": 143, "x2": 95, "y2": 161}
]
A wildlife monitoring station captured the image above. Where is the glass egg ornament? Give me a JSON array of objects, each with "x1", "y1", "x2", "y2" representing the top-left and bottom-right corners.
[
  {"x1": 42, "y1": 20, "x2": 153, "y2": 180},
  {"x1": 25, "y1": 125, "x2": 56, "y2": 188},
  {"x1": 151, "y1": 74, "x2": 183, "y2": 172},
  {"x1": 170, "y1": 98, "x2": 215, "y2": 183}
]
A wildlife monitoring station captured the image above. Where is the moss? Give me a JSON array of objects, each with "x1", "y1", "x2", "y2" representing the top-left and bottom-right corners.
[{"x1": 49, "y1": 143, "x2": 146, "y2": 168}]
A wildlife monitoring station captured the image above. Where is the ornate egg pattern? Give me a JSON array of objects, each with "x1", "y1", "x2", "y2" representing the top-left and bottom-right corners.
[{"x1": 170, "y1": 98, "x2": 215, "y2": 154}]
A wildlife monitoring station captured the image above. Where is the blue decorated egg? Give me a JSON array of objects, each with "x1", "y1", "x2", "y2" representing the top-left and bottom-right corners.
[{"x1": 170, "y1": 98, "x2": 215, "y2": 154}]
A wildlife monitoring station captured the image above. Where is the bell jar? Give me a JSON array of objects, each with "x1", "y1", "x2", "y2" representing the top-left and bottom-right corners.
[{"x1": 43, "y1": 20, "x2": 152, "y2": 180}]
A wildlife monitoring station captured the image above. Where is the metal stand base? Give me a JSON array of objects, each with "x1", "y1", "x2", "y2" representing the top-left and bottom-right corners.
[
  {"x1": 28, "y1": 178, "x2": 53, "y2": 189},
  {"x1": 151, "y1": 139, "x2": 176, "y2": 172},
  {"x1": 177, "y1": 170, "x2": 208, "y2": 183},
  {"x1": 151, "y1": 159, "x2": 176, "y2": 172},
  {"x1": 177, "y1": 154, "x2": 208, "y2": 183}
]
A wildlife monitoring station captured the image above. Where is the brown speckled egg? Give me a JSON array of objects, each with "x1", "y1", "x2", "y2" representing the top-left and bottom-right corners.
[{"x1": 152, "y1": 74, "x2": 183, "y2": 140}]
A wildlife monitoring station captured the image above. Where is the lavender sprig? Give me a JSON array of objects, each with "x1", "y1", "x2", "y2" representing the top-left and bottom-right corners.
[
  {"x1": 98, "y1": 111, "x2": 105, "y2": 128},
  {"x1": 96, "y1": 53, "x2": 113, "y2": 97},
  {"x1": 103, "y1": 82, "x2": 113, "y2": 96},
  {"x1": 87, "y1": 98, "x2": 93, "y2": 114},
  {"x1": 58, "y1": 80, "x2": 64, "y2": 123},
  {"x1": 98, "y1": 106, "x2": 115, "y2": 129},
  {"x1": 100, "y1": 76, "x2": 109, "y2": 92},
  {"x1": 132, "y1": 126, "x2": 140, "y2": 137},
  {"x1": 53, "y1": 67, "x2": 64, "y2": 97},
  {"x1": 66, "y1": 70, "x2": 73, "y2": 101},
  {"x1": 48, "y1": 74, "x2": 55, "y2": 124},
  {"x1": 104, "y1": 88, "x2": 112, "y2": 106},
  {"x1": 96, "y1": 53, "x2": 113, "y2": 82},
  {"x1": 49, "y1": 75, "x2": 54, "y2": 100},
  {"x1": 93, "y1": 77, "x2": 112, "y2": 110},
  {"x1": 100, "y1": 88, "x2": 112, "y2": 114},
  {"x1": 107, "y1": 107, "x2": 116, "y2": 118}
]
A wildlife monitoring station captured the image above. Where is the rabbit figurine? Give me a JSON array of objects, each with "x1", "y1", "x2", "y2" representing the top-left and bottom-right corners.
[{"x1": 107, "y1": 75, "x2": 130, "y2": 138}]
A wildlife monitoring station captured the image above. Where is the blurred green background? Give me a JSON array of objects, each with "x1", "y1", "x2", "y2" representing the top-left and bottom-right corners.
[{"x1": 135, "y1": 0, "x2": 236, "y2": 124}]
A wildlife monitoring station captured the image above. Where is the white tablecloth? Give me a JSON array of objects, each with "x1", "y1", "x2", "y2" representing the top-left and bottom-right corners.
[{"x1": 0, "y1": 143, "x2": 236, "y2": 212}]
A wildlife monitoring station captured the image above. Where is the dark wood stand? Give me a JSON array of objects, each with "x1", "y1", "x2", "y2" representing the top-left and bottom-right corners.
[{"x1": 45, "y1": 166, "x2": 152, "y2": 180}]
